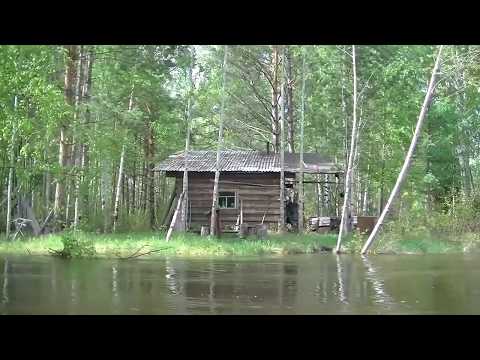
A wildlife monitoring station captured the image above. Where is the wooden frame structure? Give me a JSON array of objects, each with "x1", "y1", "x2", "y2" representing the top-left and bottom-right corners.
[{"x1": 156, "y1": 150, "x2": 342, "y2": 234}]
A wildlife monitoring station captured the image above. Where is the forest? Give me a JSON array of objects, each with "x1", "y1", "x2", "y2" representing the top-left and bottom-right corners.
[{"x1": 1, "y1": 44, "x2": 480, "y2": 256}]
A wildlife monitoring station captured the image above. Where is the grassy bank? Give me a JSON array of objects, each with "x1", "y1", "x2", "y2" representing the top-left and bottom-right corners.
[
  {"x1": 0, "y1": 231, "x2": 338, "y2": 258},
  {"x1": 374, "y1": 232, "x2": 478, "y2": 254},
  {"x1": 0, "y1": 229, "x2": 477, "y2": 258}
]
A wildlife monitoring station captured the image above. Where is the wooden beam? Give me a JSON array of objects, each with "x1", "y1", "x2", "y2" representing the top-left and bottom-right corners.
[
  {"x1": 166, "y1": 191, "x2": 184, "y2": 241},
  {"x1": 209, "y1": 179, "x2": 279, "y2": 187}
]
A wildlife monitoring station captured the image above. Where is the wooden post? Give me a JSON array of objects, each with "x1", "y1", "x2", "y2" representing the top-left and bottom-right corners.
[
  {"x1": 240, "y1": 199, "x2": 243, "y2": 225},
  {"x1": 216, "y1": 209, "x2": 222, "y2": 238},
  {"x1": 201, "y1": 226, "x2": 210, "y2": 237},
  {"x1": 161, "y1": 188, "x2": 177, "y2": 226},
  {"x1": 166, "y1": 191, "x2": 184, "y2": 242},
  {"x1": 239, "y1": 223, "x2": 249, "y2": 239},
  {"x1": 256, "y1": 224, "x2": 268, "y2": 240}
]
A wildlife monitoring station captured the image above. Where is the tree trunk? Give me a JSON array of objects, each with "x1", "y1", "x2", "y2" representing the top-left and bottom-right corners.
[
  {"x1": 142, "y1": 162, "x2": 147, "y2": 214},
  {"x1": 298, "y1": 49, "x2": 306, "y2": 233},
  {"x1": 6, "y1": 166, "x2": 13, "y2": 239},
  {"x1": 5, "y1": 96, "x2": 18, "y2": 239},
  {"x1": 336, "y1": 45, "x2": 359, "y2": 253},
  {"x1": 54, "y1": 45, "x2": 79, "y2": 231},
  {"x1": 362, "y1": 164, "x2": 370, "y2": 215},
  {"x1": 271, "y1": 46, "x2": 280, "y2": 153},
  {"x1": 361, "y1": 45, "x2": 444, "y2": 254},
  {"x1": 101, "y1": 158, "x2": 111, "y2": 233},
  {"x1": 81, "y1": 47, "x2": 94, "y2": 222},
  {"x1": 454, "y1": 47, "x2": 473, "y2": 199},
  {"x1": 146, "y1": 124, "x2": 155, "y2": 230},
  {"x1": 352, "y1": 106, "x2": 363, "y2": 220},
  {"x1": 278, "y1": 46, "x2": 287, "y2": 233},
  {"x1": 125, "y1": 173, "x2": 130, "y2": 216},
  {"x1": 132, "y1": 162, "x2": 136, "y2": 214},
  {"x1": 341, "y1": 52, "x2": 349, "y2": 169},
  {"x1": 378, "y1": 146, "x2": 386, "y2": 215},
  {"x1": 181, "y1": 56, "x2": 194, "y2": 232},
  {"x1": 210, "y1": 46, "x2": 228, "y2": 237},
  {"x1": 112, "y1": 145, "x2": 125, "y2": 232},
  {"x1": 166, "y1": 192, "x2": 184, "y2": 241},
  {"x1": 44, "y1": 148, "x2": 50, "y2": 211},
  {"x1": 314, "y1": 175, "x2": 320, "y2": 227},
  {"x1": 285, "y1": 46, "x2": 295, "y2": 153},
  {"x1": 73, "y1": 46, "x2": 86, "y2": 230}
]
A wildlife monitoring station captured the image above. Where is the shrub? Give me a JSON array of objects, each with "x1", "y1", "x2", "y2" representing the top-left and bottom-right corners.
[{"x1": 50, "y1": 231, "x2": 96, "y2": 258}]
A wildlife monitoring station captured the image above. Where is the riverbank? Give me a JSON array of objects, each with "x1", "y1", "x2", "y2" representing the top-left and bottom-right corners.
[
  {"x1": 0, "y1": 232, "x2": 338, "y2": 258},
  {"x1": 0, "y1": 230, "x2": 475, "y2": 258}
]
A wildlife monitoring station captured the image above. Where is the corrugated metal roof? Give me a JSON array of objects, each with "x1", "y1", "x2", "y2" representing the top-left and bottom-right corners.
[{"x1": 154, "y1": 150, "x2": 341, "y2": 174}]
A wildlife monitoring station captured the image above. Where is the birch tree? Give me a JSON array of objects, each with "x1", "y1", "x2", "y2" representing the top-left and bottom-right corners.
[
  {"x1": 361, "y1": 45, "x2": 444, "y2": 254},
  {"x1": 336, "y1": 45, "x2": 359, "y2": 253},
  {"x1": 271, "y1": 46, "x2": 281, "y2": 152},
  {"x1": 278, "y1": 46, "x2": 287, "y2": 233},
  {"x1": 285, "y1": 46, "x2": 295, "y2": 153},
  {"x1": 298, "y1": 48, "x2": 306, "y2": 233},
  {"x1": 210, "y1": 45, "x2": 229, "y2": 236},
  {"x1": 181, "y1": 51, "x2": 195, "y2": 231},
  {"x1": 112, "y1": 145, "x2": 125, "y2": 232},
  {"x1": 5, "y1": 96, "x2": 18, "y2": 239}
]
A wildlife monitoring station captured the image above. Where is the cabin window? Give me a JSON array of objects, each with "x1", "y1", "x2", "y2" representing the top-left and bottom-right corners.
[{"x1": 219, "y1": 191, "x2": 236, "y2": 209}]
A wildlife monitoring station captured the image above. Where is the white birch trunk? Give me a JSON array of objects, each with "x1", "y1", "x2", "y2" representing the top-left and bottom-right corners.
[
  {"x1": 181, "y1": 60, "x2": 194, "y2": 232},
  {"x1": 101, "y1": 159, "x2": 110, "y2": 232},
  {"x1": 6, "y1": 167, "x2": 13, "y2": 239},
  {"x1": 278, "y1": 46, "x2": 286, "y2": 233},
  {"x1": 5, "y1": 96, "x2": 17, "y2": 239},
  {"x1": 361, "y1": 45, "x2": 444, "y2": 254},
  {"x1": 166, "y1": 192, "x2": 184, "y2": 242},
  {"x1": 112, "y1": 145, "x2": 125, "y2": 232},
  {"x1": 336, "y1": 45, "x2": 359, "y2": 253},
  {"x1": 298, "y1": 49, "x2": 306, "y2": 233},
  {"x1": 210, "y1": 46, "x2": 228, "y2": 236}
]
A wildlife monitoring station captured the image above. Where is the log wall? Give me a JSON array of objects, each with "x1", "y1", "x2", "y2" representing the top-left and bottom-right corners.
[{"x1": 173, "y1": 172, "x2": 284, "y2": 229}]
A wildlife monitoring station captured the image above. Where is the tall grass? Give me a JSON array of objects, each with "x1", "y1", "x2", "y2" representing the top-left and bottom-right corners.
[
  {"x1": 368, "y1": 193, "x2": 480, "y2": 254},
  {"x1": 0, "y1": 231, "x2": 338, "y2": 258}
]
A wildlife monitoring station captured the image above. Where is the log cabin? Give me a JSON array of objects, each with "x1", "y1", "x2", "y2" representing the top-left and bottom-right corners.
[{"x1": 155, "y1": 150, "x2": 342, "y2": 233}]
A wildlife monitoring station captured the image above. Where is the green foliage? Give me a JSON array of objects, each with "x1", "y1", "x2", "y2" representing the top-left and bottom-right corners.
[
  {"x1": 54, "y1": 231, "x2": 96, "y2": 258},
  {"x1": 343, "y1": 232, "x2": 367, "y2": 254},
  {"x1": 2, "y1": 44, "x2": 480, "y2": 240},
  {"x1": 0, "y1": 231, "x2": 337, "y2": 257}
]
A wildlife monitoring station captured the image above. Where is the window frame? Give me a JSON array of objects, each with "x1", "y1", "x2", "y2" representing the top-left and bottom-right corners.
[{"x1": 218, "y1": 191, "x2": 237, "y2": 209}]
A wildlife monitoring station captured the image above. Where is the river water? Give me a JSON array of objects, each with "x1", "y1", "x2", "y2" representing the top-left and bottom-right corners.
[{"x1": 1, "y1": 253, "x2": 479, "y2": 314}]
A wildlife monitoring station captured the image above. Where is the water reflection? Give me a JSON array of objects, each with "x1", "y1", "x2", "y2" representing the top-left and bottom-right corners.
[
  {"x1": 2, "y1": 259, "x2": 8, "y2": 311},
  {"x1": 2, "y1": 254, "x2": 480, "y2": 314},
  {"x1": 336, "y1": 255, "x2": 348, "y2": 305},
  {"x1": 165, "y1": 258, "x2": 180, "y2": 295},
  {"x1": 111, "y1": 265, "x2": 120, "y2": 313},
  {"x1": 178, "y1": 260, "x2": 299, "y2": 313}
]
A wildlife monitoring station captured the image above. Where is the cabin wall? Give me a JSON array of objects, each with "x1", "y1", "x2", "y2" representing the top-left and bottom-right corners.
[{"x1": 173, "y1": 172, "x2": 282, "y2": 229}]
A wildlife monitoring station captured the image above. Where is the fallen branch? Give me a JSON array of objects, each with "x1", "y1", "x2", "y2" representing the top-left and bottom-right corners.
[
  {"x1": 48, "y1": 248, "x2": 66, "y2": 257},
  {"x1": 116, "y1": 244, "x2": 148, "y2": 258},
  {"x1": 40, "y1": 209, "x2": 54, "y2": 234},
  {"x1": 117, "y1": 249, "x2": 163, "y2": 260},
  {"x1": 114, "y1": 244, "x2": 172, "y2": 260}
]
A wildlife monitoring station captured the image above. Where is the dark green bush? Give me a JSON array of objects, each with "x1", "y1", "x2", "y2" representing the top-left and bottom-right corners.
[{"x1": 52, "y1": 231, "x2": 96, "y2": 258}]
